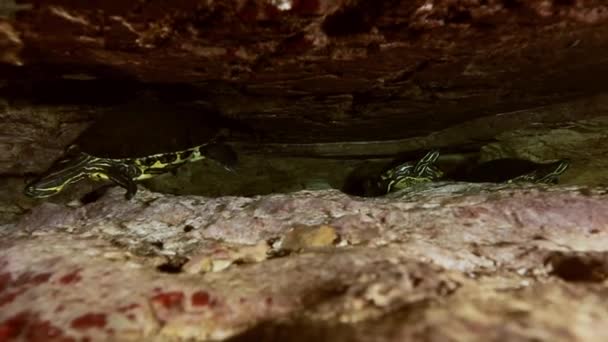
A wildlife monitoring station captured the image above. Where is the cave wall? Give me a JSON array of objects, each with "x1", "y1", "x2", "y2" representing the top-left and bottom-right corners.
[
  {"x1": 2, "y1": 0, "x2": 608, "y2": 142},
  {"x1": 1, "y1": 0, "x2": 608, "y2": 218},
  {"x1": 3, "y1": 2, "x2": 608, "y2": 341}
]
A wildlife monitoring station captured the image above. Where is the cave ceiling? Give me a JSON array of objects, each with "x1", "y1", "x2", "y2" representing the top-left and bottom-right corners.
[{"x1": 1, "y1": 0, "x2": 608, "y2": 160}]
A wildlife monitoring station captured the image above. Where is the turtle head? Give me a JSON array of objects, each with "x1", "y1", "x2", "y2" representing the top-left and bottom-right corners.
[
  {"x1": 389, "y1": 164, "x2": 444, "y2": 191},
  {"x1": 24, "y1": 146, "x2": 93, "y2": 198},
  {"x1": 386, "y1": 150, "x2": 442, "y2": 179},
  {"x1": 413, "y1": 149, "x2": 443, "y2": 179},
  {"x1": 413, "y1": 149, "x2": 440, "y2": 172},
  {"x1": 380, "y1": 149, "x2": 444, "y2": 193},
  {"x1": 509, "y1": 159, "x2": 570, "y2": 184}
]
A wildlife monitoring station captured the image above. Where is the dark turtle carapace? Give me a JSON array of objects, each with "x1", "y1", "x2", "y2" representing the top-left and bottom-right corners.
[{"x1": 457, "y1": 158, "x2": 570, "y2": 184}]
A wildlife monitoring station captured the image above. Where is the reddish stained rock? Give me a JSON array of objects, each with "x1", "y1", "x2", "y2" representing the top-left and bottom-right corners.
[
  {"x1": 3, "y1": 185, "x2": 608, "y2": 340},
  {"x1": 291, "y1": 0, "x2": 322, "y2": 15},
  {"x1": 150, "y1": 291, "x2": 185, "y2": 310},
  {"x1": 0, "y1": 258, "x2": 8, "y2": 271},
  {"x1": 0, "y1": 311, "x2": 74, "y2": 342},
  {"x1": 191, "y1": 290, "x2": 210, "y2": 306},
  {"x1": 0, "y1": 273, "x2": 11, "y2": 293},
  {"x1": 0, "y1": 311, "x2": 29, "y2": 341},
  {"x1": 237, "y1": 1, "x2": 276, "y2": 22},
  {"x1": 14, "y1": 272, "x2": 52, "y2": 287},
  {"x1": 116, "y1": 303, "x2": 140, "y2": 313},
  {"x1": 70, "y1": 313, "x2": 107, "y2": 330},
  {"x1": 0, "y1": 288, "x2": 25, "y2": 307},
  {"x1": 25, "y1": 320, "x2": 70, "y2": 342},
  {"x1": 453, "y1": 206, "x2": 484, "y2": 219},
  {"x1": 30, "y1": 273, "x2": 52, "y2": 285},
  {"x1": 58, "y1": 269, "x2": 82, "y2": 285}
]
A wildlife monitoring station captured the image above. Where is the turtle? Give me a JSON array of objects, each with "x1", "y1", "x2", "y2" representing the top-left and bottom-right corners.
[
  {"x1": 24, "y1": 98, "x2": 241, "y2": 200},
  {"x1": 456, "y1": 158, "x2": 570, "y2": 184},
  {"x1": 346, "y1": 149, "x2": 444, "y2": 197},
  {"x1": 376, "y1": 149, "x2": 444, "y2": 193},
  {"x1": 24, "y1": 141, "x2": 237, "y2": 200}
]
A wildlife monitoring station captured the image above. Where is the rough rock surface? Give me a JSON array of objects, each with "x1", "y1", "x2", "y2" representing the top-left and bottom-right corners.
[
  {"x1": 3, "y1": 183, "x2": 608, "y2": 341},
  {"x1": 3, "y1": 0, "x2": 608, "y2": 147},
  {"x1": 3, "y1": 1, "x2": 608, "y2": 340},
  {"x1": 3, "y1": 0, "x2": 608, "y2": 214}
]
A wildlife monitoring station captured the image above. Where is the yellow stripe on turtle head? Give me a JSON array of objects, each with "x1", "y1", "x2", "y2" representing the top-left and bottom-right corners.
[
  {"x1": 24, "y1": 152, "x2": 94, "y2": 198},
  {"x1": 24, "y1": 153, "x2": 118, "y2": 198}
]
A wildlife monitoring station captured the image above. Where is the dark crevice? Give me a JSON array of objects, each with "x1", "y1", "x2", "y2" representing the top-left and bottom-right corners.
[
  {"x1": 322, "y1": 0, "x2": 400, "y2": 37},
  {"x1": 150, "y1": 240, "x2": 164, "y2": 250},
  {"x1": 80, "y1": 186, "x2": 111, "y2": 204},
  {"x1": 227, "y1": 300, "x2": 431, "y2": 342},
  {"x1": 156, "y1": 256, "x2": 189, "y2": 274},
  {"x1": 547, "y1": 253, "x2": 608, "y2": 283}
]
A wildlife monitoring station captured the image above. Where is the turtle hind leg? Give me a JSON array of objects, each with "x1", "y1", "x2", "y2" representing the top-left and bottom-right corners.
[{"x1": 106, "y1": 167, "x2": 138, "y2": 200}]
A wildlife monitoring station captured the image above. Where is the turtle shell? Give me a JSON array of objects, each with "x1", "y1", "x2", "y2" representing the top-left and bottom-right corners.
[
  {"x1": 73, "y1": 96, "x2": 232, "y2": 159},
  {"x1": 459, "y1": 158, "x2": 565, "y2": 183}
]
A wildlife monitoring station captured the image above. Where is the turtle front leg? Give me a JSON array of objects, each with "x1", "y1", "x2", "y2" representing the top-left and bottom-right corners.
[{"x1": 107, "y1": 167, "x2": 138, "y2": 200}]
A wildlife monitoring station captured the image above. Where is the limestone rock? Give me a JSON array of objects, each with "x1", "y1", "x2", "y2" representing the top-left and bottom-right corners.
[{"x1": 3, "y1": 183, "x2": 608, "y2": 340}]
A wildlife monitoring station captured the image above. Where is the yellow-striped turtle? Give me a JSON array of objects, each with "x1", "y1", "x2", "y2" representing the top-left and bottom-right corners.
[
  {"x1": 24, "y1": 100, "x2": 240, "y2": 200},
  {"x1": 458, "y1": 158, "x2": 570, "y2": 184},
  {"x1": 345, "y1": 149, "x2": 444, "y2": 197},
  {"x1": 24, "y1": 141, "x2": 236, "y2": 200},
  {"x1": 376, "y1": 149, "x2": 444, "y2": 193}
]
